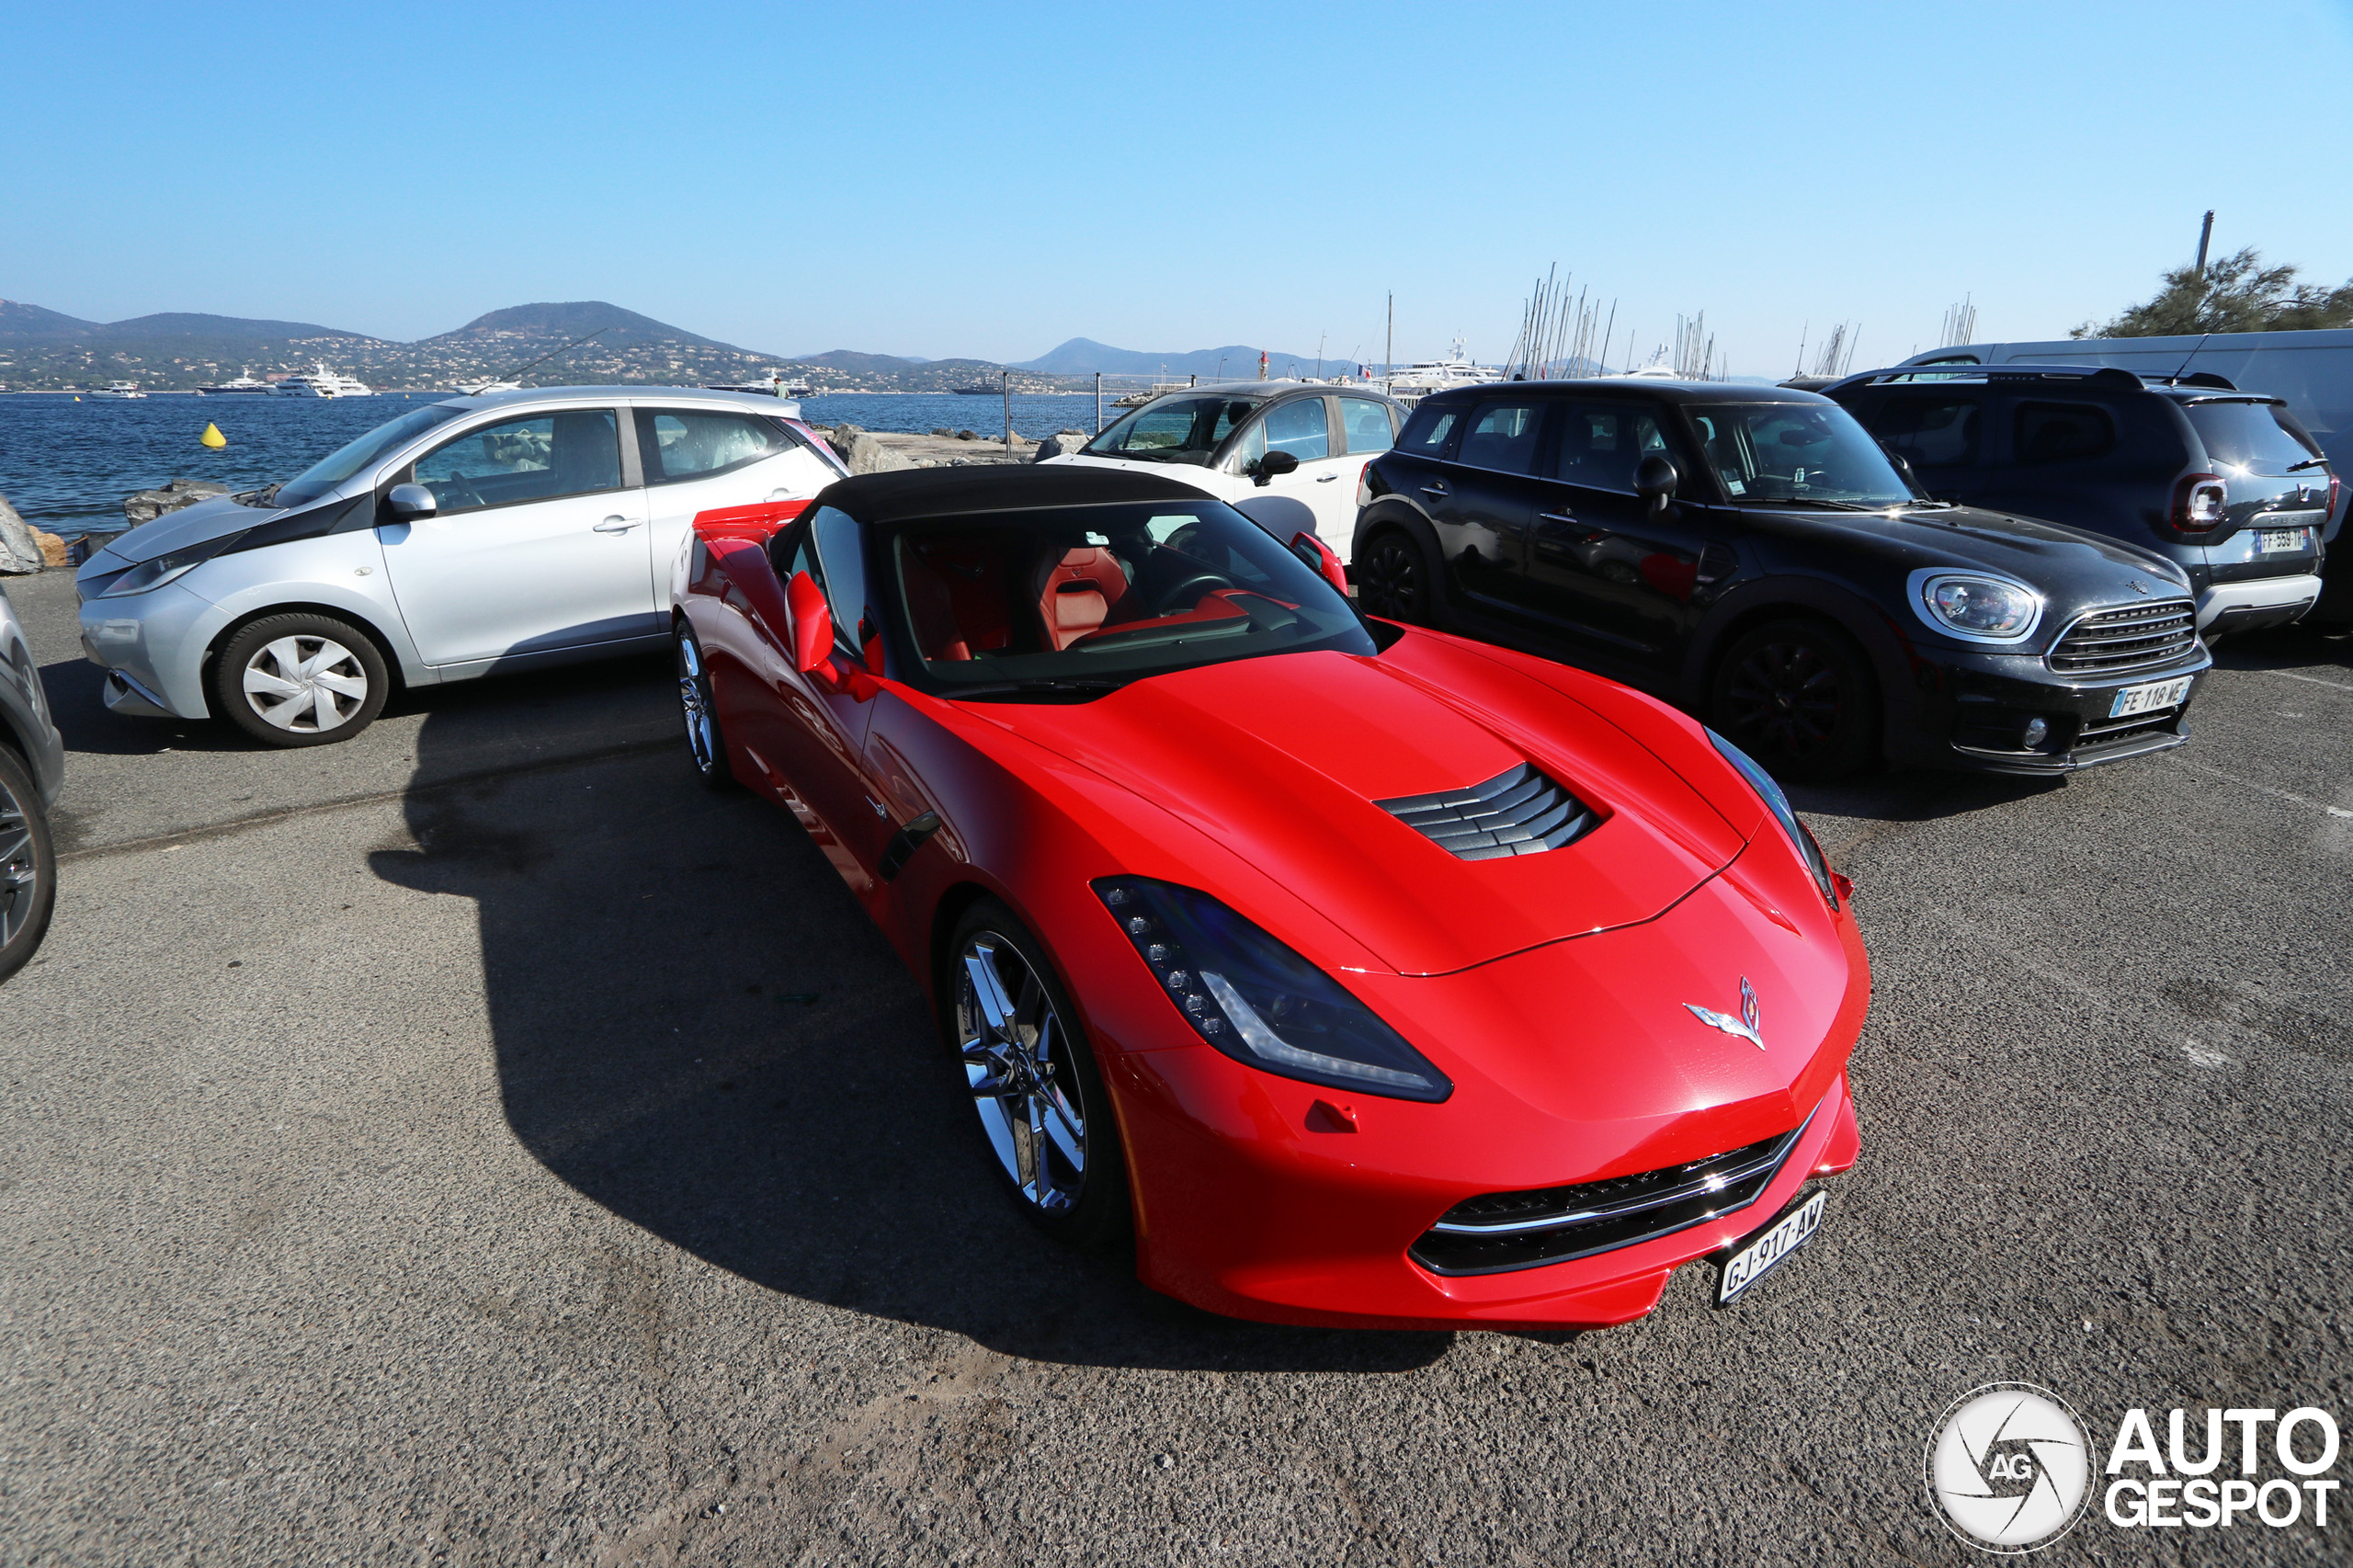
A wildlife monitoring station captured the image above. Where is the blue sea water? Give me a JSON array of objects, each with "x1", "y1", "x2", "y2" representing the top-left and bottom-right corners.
[{"x1": 0, "y1": 392, "x2": 1110, "y2": 537}]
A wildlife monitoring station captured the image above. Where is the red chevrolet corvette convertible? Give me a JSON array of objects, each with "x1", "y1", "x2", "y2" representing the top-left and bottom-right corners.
[{"x1": 671, "y1": 466, "x2": 1865, "y2": 1331}]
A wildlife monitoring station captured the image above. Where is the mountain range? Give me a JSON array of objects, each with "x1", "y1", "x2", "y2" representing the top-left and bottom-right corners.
[{"x1": 0, "y1": 299, "x2": 1360, "y2": 393}]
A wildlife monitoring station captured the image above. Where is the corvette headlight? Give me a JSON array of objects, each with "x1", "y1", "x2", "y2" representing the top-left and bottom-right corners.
[
  {"x1": 1094, "y1": 876, "x2": 1451, "y2": 1103},
  {"x1": 97, "y1": 532, "x2": 247, "y2": 597},
  {"x1": 1908, "y1": 569, "x2": 2041, "y2": 643},
  {"x1": 1707, "y1": 731, "x2": 1839, "y2": 910}
]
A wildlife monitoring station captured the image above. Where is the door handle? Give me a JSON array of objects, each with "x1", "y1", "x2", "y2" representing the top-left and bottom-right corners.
[
  {"x1": 1537, "y1": 511, "x2": 1576, "y2": 523},
  {"x1": 1420, "y1": 482, "x2": 1449, "y2": 499},
  {"x1": 1315, "y1": 472, "x2": 1338, "y2": 483},
  {"x1": 593, "y1": 516, "x2": 640, "y2": 533}
]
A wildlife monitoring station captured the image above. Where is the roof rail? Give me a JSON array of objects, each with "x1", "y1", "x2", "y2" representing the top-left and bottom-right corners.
[{"x1": 1828, "y1": 364, "x2": 2149, "y2": 393}]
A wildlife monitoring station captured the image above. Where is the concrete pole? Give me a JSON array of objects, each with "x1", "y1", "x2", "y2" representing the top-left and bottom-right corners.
[
  {"x1": 1002, "y1": 370, "x2": 1012, "y2": 457},
  {"x1": 2194, "y1": 210, "x2": 2215, "y2": 277},
  {"x1": 1095, "y1": 371, "x2": 1103, "y2": 433}
]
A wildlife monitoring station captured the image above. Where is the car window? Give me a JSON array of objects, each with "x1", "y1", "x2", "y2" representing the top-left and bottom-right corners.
[
  {"x1": 1688, "y1": 403, "x2": 1913, "y2": 506},
  {"x1": 1552, "y1": 403, "x2": 1673, "y2": 492},
  {"x1": 1259, "y1": 398, "x2": 1332, "y2": 461},
  {"x1": 1869, "y1": 397, "x2": 1982, "y2": 468},
  {"x1": 2184, "y1": 401, "x2": 2321, "y2": 473},
  {"x1": 1396, "y1": 403, "x2": 1459, "y2": 455},
  {"x1": 635, "y1": 409, "x2": 791, "y2": 484},
  {"x1": 411, "y1": 409, "x2": 621, "y2": 514},
  {"x1": 1085, "y1": 395, "x2": 1260, "y2": 466},
  {"x1": 1338, "y1": 397, "x2": 1396, "y2": 456},
  {"x1": 278, "y1": 403, "x2": 467, "y2": 508},
  {"x1": 809, "y1": 506, "x2": 870, "y2": 645},
  {"x1": 1453, "y1": 398, "x2": 1544, "y2": 475},
  {"x1": 2014, "y1": 402, "x2": 2115, "y2": 465}
]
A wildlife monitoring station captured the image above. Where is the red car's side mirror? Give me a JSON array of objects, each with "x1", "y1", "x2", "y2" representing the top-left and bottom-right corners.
[
  {"x1": 1290, "y1": 530, "x2": 1350, "y2": 597},
  {"x1": 787, "y1": 570, "x2": 833, "y2": 674}
]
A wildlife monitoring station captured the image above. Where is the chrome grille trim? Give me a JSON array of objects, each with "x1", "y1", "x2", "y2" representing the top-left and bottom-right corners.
[
  {"x1": 1408, "y1": 1107, "x2": 1815, "y2": 1277},
  {"x1": 2046, "y1": 599, "x2": 2199, "y2": 676},
  {"x1": 1375, "y1": 762, "x2": 1595, "y2": 861}
]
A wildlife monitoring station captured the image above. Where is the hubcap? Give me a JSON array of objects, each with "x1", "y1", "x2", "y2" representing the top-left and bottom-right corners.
[
  {"x1": 241, "y1": 635, "x2": 368, "y2": 733},
  {"x1": 1724, "y1": 639, "x2": 1843, "y2": 759},
  {"x1": 956, "y1": 932, "x2": 1087, "y2": 1214},
  {"x1": 676, "y1": 635, "x2": 717, "y2": 775},
  {"x1": 1361, "y1": 539, "x2": 1421, "y2": 619},
  {"x1": 0, "y1": 775, "x2": 35, "y2": 949}
]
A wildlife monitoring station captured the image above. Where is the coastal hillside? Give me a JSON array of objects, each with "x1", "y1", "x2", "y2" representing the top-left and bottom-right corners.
[
  {"x1": 0, "y1": 297, "x2": 1081, "y2": 392},
  {"x1": 1016, "y1": 336, "x2": 1359, "y2": 377}
]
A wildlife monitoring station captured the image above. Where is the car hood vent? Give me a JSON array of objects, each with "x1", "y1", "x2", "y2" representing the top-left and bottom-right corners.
[{"x1": 1376, "y1": 762, "x2": 1595, "y2": 861}]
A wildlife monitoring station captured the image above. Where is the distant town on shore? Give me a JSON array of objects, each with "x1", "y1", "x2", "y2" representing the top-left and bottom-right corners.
[{"x1": 0, "y1": 298, "x2": 1360, "y2": 395}]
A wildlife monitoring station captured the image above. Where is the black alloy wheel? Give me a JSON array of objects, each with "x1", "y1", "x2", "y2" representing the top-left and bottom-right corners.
[
  {"x1": 675, "y1": 625, "x2": 735, "y2": 791},
  {"x1": 1356, "y1": 528, "x2": 1432, "y2": 624},
  {"x1": 1709, "y1": 619, "x2": 1879, "y2": 782},
  {"x1": 0, "y1": 744, "x2": 56, "y2": 984},
  {"x1": 943, "y1": 897, "x2": 1131, "y2": 1249}
]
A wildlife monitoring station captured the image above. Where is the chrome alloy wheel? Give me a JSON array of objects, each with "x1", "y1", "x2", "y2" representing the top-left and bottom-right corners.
[
  {"x1": 677, "y1": 633, "x2": 718, "y2": 776},
  {"x1": 239, "y1": 634, "x2": 369, "y2": 734},
  {"x1": 956, "y1": 931, "x2": 1088, "y2": 1214},
  {"x1": 0, "y1": 773, "x2": 36, "y2": 949}
]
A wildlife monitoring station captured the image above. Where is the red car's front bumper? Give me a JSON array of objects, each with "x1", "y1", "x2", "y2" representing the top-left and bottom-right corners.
[{"x1": 1096, "y1": 901, "x2": 1870, "y2": 1332}]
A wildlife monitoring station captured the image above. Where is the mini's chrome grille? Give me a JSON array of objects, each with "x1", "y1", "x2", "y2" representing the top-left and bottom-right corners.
[
  {"x1": 2046, "y1": 599, "x2": 2198, "y2": 676},
  {"x1": 1409, "y1": 1112, "x2": 1812, "y2": 1277},
  {"x1": 1375, "y1": 762, "x2": 1595, "y2": 861}
]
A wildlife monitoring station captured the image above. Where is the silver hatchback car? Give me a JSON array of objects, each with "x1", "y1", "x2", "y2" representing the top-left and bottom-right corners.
[{"x1": 75, "y1": 386, "x2": 847, "y2": 746}]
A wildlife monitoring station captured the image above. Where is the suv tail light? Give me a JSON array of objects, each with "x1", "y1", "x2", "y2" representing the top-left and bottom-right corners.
[
  {"x1": 2168, "y1": 472, "x2": 2228, "y2": 536},
  {"x1": 2329, "y1": 472, "x2": 2343, "y2": 528}
]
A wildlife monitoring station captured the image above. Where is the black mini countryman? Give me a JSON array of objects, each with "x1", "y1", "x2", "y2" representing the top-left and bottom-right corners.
[{"x1": 1353, "y1": 381, "x2": 2213, "y2": 780}]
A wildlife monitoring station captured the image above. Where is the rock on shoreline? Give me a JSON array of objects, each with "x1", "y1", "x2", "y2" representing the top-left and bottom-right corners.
[
  {"x1": 821, "y1": 423, "x2": 1097, "y2": 473},
  {"x1": 124, "y1": 477, "x2": 230, "y2": 527},
  {"x1": 0, "y1": 493, "x2": 68, "y2": 574}
]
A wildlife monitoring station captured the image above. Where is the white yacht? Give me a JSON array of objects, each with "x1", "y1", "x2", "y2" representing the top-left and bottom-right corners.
[
  {"x1": 271, "y1": 364, "x2": 374, "y2": 399},
  {"x1": 199, "y1": 369, "x2": 274, "y2": 395},
  {"x1": 88, "y1": 381, "x2": 147, "y2": 399},
  {"x1": 1381, "y1": 338, "x2": 1495, "y2": 402}
]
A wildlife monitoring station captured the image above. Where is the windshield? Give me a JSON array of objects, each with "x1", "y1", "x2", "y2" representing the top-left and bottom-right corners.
[
  {"x1": 1082, "y1": 396, "x2": 1262, "y2": 466},
  {"x1": 2185, "y1": 401, "x2": 2321, "y2": 475},
  {"x1": 886, "y1": 499, "x2": 1373, "y2": 695},
  {"x1": 1689, "y1": 402, "x2": 1915, "y2": 506},
  {"x1": 275, "y1": 403, "x2": 468, "y2": 508}
]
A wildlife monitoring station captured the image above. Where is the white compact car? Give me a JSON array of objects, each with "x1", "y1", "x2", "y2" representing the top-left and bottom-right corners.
[
  {"x1": 1042, "y1": 382, "x2": 1406, "y2": 564},
  {"x1": 75, "y1": 387, "x2": 847, "y2": 746}
]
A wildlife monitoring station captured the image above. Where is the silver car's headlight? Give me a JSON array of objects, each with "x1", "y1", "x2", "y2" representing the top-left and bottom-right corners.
[
  {"x1": 1907, "y1": 569, "x2": 2041, "y2": 643},
  {"x1": 97, "y1": 532, "x2": 248, "y2": 598}
]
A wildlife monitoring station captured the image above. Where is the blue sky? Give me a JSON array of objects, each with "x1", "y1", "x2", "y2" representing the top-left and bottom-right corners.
[{"x1": 9, "y1": 1, "x2": 2353, "y2": 374}]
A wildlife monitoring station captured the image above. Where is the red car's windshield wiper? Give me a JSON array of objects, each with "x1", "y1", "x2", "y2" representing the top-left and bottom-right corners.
[{"x1": 938, "y1": 677, "x2": 1126, "y2": 701}]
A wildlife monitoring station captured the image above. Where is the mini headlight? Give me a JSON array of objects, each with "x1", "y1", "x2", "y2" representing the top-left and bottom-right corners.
[
  {"x1": 1707, "y1": 730, "x2": 1839, "y2": 910},
  {"x1": 97, "y1": 532, "x2": 247, "y2": 597},
  {"x1": 1094, "y1": 876, "x2": 1451, "y2": 1102},
  {"x1": 1907, "y1": 569, "x2": 2040, "y2": 643}
]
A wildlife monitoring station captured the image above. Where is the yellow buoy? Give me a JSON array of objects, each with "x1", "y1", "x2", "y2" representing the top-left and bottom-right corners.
[{"x1": 200, "y1": 422, "x2": 227, "y2": 449}]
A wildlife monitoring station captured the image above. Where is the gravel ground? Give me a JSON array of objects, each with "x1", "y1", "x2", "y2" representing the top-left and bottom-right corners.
[{"x1": 2, "y1": 566, "x2": 2347, "y2": 1565}]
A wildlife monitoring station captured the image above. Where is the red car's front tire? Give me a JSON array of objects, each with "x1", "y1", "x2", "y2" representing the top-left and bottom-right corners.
[{"x1": 943, "y1": 897, "x2": 1131, "y2": 1250}]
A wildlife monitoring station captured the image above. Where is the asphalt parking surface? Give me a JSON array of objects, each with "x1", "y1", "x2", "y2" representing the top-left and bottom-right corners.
[{"x1": 4, "y1": 566, "x2": 2347, "y2": 1565}]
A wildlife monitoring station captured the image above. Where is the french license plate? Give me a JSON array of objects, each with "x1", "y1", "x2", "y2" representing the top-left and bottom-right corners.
[
  {"x1": 2259, "y1": 527, "x2": 2312, "y2": 553},
  {"x1": 2109, "y1": 676, "x2": 2193, "y2": 719},
  {"x1": 1717, "y1": 1189, "x2": 1825, "y2": 1306}
]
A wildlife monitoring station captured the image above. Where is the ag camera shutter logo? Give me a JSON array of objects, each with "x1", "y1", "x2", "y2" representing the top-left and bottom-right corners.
[{"x1": 1925, "y1": 1383, "x2": 2093, "y2": 1552}]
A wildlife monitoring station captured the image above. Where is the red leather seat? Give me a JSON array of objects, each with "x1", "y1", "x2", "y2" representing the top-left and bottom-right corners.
[{"x1": 1033, "y1": 547, "x2": 1138, "y2": 651}]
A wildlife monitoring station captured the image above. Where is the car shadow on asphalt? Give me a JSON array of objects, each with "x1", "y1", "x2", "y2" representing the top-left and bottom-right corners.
[{"x1": 368, "y1": 727, "x2": 1450, "y2": 1376}]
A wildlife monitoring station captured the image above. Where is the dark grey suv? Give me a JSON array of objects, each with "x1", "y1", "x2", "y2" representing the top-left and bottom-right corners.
[
  {"x1": 1823, "y1": 366, "x2": 2333, "y2": 637},
  {"x1": 0, "y1": 579, "x2": 63, "y2": 981}
]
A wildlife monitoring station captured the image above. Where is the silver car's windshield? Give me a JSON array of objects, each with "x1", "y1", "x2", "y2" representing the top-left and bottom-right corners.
[
  {"x1": 1082, "y1": 396, "x2": 1263, "y2": 466},
  {"x1": 276, "y1": 403, "x2": 468, "y2": 508},
  {"x1": 1689, "y1": 403, "x2": 1915, "y2": 507}
]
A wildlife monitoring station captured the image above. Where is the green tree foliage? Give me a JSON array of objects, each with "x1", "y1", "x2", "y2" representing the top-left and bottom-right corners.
[{"x1": 2074, "y1": 247, "x2": 2353, "y2": 337}]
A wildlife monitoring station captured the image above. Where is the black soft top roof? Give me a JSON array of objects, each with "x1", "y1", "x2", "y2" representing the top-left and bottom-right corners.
[{"x1": 820, "y1": 463, "x2": 1214, "y2": 525}]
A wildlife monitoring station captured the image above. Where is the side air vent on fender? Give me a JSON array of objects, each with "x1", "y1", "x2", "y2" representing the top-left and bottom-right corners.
[{"x1": 1375, "y1": 762, "x2": 1596, "y2": 861}]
